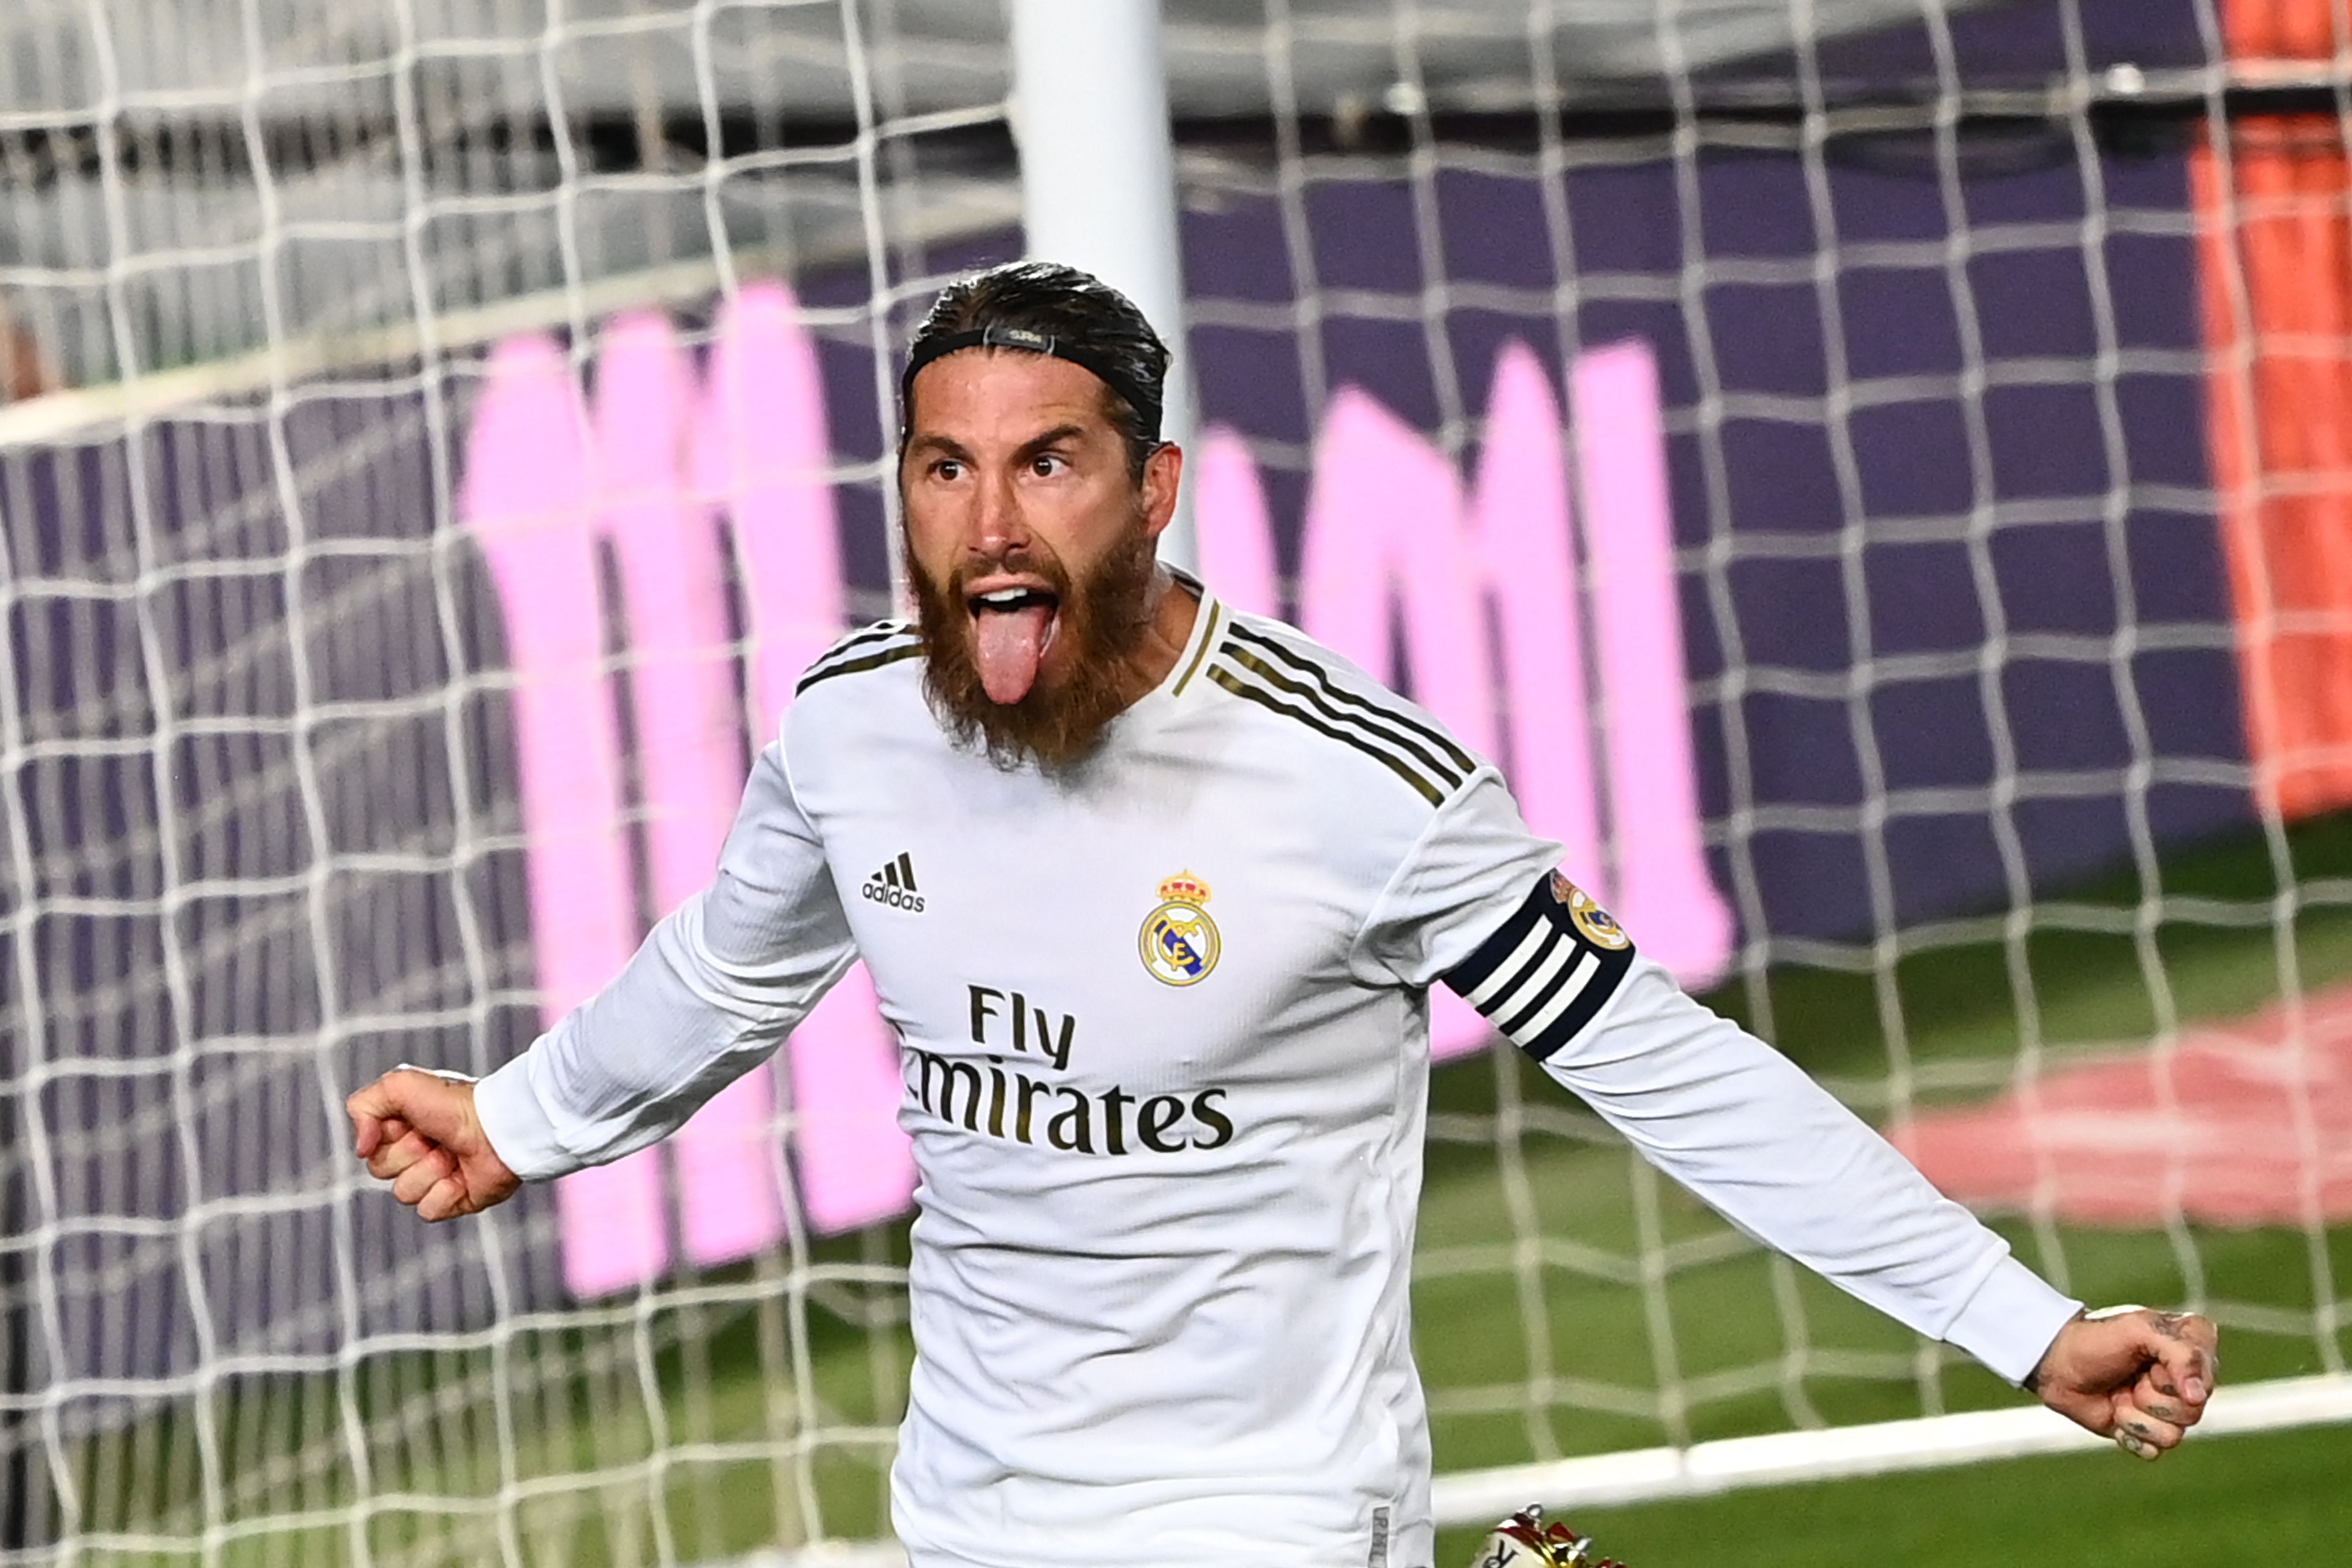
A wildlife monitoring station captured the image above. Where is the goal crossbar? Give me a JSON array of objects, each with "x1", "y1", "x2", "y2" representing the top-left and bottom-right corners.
[
  {"x1": 1428, "y1": 1372, "x2": 2352, "y2": 1524},
  {"x1": 730, "y1": 1373, "x2": 2352, "y2": 1565}
]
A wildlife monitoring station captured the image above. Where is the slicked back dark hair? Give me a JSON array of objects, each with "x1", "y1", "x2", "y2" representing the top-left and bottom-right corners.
[{"x1": 901, "y1": 261, "x2": 1172, "y2": 482}]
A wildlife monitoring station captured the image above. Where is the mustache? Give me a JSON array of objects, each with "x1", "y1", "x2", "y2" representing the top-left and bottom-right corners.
[{"x1": 947, "y1": 550, "x2": 1069, "y2": 598}]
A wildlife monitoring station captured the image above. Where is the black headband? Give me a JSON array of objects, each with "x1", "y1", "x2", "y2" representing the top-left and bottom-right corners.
[{"x1": 900, "y1": 324, "x2": 1163, "y2": 444}]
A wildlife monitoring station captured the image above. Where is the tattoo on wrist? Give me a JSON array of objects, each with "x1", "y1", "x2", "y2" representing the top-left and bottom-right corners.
[{"x1": 2150, "y1": 1311, "x2": 2190, "y2": 1340}]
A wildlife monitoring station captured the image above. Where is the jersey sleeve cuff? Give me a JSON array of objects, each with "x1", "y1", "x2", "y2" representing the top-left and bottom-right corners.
[
  {"x1": 473, "y1": 1053, "x2": 586, "y2": 1183},
  {"x1": 1941, "y1": 1255, "x2": 2084, "y2": 1386}
]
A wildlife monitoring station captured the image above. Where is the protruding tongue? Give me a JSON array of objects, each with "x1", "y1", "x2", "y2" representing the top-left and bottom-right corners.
[{"x1": 975, "y1": 605, "x2": 1052, "y2": 704}]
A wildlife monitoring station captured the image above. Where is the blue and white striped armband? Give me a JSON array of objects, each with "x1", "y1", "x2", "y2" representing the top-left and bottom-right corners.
[{"x1": 1443, "y1": 871, "x2": 1636, "y2": 1062}]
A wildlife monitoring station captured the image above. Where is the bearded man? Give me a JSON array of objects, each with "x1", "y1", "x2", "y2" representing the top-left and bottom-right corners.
[{"x1": 348, "y1": 261, "x2": 2219, "y2": 1568}]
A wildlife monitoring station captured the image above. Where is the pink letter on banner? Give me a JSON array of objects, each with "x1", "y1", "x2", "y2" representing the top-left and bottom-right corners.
[
  {"x1": 695, "y1": 283, "x2": 916, "y2": 1237},
  {"x1": 596, "y1": 309, "x2": 792, "y2": 1268},
  {"x1": 473, "y1": 312, "x2": 1735, "y2": 1274},
  {"x1": 1573, "y1": 342, "x2": 1734, "y2": 988},
  {"x1": 1469, "y1": 346, "x2": 1603, "y2": 901},
  {"x1": 1293, "y1": 346, "x2": 1598, "y2": 1058},
  {"x1": 462, "y1": 336, "x2": 671, "y2": 1298},
  {"x1": 1192, "y1": 425, "x2": 1282, "y2": 618},
  {"x1": 468, "y1": 285, "x2": 919, "y2": 1298},
  {"x1": 1300, "y1": 387, "x2": 1500, "y2": 760}
]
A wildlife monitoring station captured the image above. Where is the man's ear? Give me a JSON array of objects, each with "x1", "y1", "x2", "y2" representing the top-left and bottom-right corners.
[{"x1": 1140, "y1": 442, "x2": 1184, "y2": 541}]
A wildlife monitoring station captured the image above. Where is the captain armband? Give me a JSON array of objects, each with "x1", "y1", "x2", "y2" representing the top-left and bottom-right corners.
[{"x1": 1442, "y1": 871, "x2": 1636, "y2": 1062}]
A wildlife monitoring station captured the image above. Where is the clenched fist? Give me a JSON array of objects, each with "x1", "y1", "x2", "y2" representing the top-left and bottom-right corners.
[
  {"x1": 346, "y1": 1067, "x2": 521, "y2": 1222},
  {"x1": 2029, "y1": 1306, "x2": 2219, "y2": 1461}
]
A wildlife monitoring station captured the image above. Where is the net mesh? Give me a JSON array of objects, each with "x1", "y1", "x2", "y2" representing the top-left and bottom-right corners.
[
  {"x1": 1, "y1": 2, "x2": 1013, "y2": 1561},
  {"x1": 1167, "y1": 0, "x2": 2351, "y2": 1467},
  {"x1": 4, "y1": 0, "x2": 2351, "y2": 1563}
]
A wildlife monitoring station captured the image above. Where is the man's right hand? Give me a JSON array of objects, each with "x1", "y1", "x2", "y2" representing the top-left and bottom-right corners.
[{"x1": 346, "y1": 1068, "x2": 521, "y2": 1222}]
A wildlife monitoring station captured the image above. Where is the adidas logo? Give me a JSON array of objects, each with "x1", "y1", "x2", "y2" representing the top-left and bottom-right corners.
[{"x1": 861, "y1": 852, "x2": 925, "y2": 913}]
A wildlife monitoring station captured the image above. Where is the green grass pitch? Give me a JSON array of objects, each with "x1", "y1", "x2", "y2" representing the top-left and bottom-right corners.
[{"x1": 44, "y1": 810, "x2": 2352, "y2": 1565}]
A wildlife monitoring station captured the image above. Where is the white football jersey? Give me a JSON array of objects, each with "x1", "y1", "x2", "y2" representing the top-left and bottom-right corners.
[{"x1": 475, "y1": 580, "x2": 2080, "y2": 1568}]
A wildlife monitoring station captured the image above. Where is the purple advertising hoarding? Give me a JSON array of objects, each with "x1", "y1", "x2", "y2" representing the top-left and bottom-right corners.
[{"x1": 2, "y1": 121, "x2": 2246, "y2": 1391}]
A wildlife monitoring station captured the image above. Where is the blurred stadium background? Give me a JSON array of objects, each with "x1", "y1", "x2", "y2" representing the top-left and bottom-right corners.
[{"x1": 3, "y1": 0, "x2": 2351, "y2": 1563}]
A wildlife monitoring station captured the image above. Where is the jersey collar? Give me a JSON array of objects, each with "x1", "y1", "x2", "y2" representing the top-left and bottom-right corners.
[{"x1": 1142, "y1": 565, "x2": 1224, "y2": 714}]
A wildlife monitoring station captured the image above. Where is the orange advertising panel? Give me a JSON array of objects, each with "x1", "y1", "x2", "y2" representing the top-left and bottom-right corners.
[{"x1": 2199, "y1": 0, "x2": 2352, "y2": 817}]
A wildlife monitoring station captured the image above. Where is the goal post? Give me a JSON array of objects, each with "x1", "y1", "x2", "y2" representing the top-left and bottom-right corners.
[
  {"x1": 3, "y1": 1, "x2": 2352, "y2": 1563},
  {"x1": 1008, "y1": 0, "x2": 1201, "y2": 569}
]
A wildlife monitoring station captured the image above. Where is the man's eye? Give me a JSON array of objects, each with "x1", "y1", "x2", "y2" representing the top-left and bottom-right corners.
[
  {"x1": 1029, "y1": 454, "x2": 1065, "y2": 476},
  {"x1": 933, "y1": 458, "x2": 964, "y2": 480}
]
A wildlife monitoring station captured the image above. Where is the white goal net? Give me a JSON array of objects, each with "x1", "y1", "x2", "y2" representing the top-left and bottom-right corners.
[{"x1": 4, "y1": 0, "x2": 2350, "y2": 1563}]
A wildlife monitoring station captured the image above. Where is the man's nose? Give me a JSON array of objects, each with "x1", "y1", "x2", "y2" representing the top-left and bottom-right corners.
[{"x1": 971, "y1": 466, "x2": 1024, "y2": 557}]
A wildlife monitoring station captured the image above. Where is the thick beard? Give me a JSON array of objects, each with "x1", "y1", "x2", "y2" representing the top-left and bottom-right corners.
[{"x1": 910, "y1": 519, "x2": 1160, "y2": 774}]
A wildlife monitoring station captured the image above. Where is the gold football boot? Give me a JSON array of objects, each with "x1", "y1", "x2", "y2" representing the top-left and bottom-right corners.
[{"x1": 1467, "y1": 1503, "x2": 1626, "y2": 1568}]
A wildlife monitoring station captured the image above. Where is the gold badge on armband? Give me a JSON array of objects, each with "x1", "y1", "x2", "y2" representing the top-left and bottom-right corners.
[{"x1": 1547, "y1": 870, "x2": 1631, "y2": 951}]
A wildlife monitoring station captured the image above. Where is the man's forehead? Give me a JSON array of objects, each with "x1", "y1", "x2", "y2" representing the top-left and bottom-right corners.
[{"x1": 906, "y1": 348, "x2": 1118, "y2": 438}]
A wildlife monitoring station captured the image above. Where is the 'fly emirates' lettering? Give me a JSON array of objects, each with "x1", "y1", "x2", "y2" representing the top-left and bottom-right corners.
[{"x1": 904, "y1": 984, "x2": 1236, "y2": 1156}]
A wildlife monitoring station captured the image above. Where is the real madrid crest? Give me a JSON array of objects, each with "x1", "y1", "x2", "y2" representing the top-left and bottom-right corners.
[
  {"x1": 1140, "y1": 871, "x2": 1221, "y2": 986},
  {"x1": 1549, "y1": 869, "x2": 1631, "y2": 951}
]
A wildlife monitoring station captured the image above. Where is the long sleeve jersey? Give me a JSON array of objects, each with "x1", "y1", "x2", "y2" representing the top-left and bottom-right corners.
[{"x1": 474, "y1": 586, "x2": 2081, "y2": 1568}]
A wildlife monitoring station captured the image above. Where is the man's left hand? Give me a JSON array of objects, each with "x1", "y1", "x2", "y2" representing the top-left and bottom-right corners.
[{"x1": 2028, "y1": 1307, "x2": 2219, "y2": 1460}]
